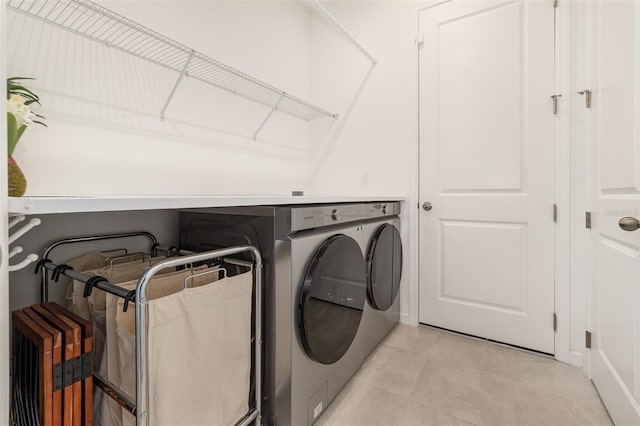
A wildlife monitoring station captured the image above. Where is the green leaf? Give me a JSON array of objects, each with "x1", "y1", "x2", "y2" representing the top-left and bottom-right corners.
[
  {"x1": 7, "y1": 113, "x2": 20, "y2": 156},
  {"x1": 8, "y1": 84, "x2": 40, "y2": 101},
  {"x1": 16, "y1": 124, "x2": 26, "y2": 141}
]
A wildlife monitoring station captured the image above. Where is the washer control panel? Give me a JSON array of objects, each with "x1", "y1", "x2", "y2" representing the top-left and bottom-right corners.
[
  {"x1": 289, "y1": 202, "x2": 400, "y2": 232},
  {"x1": 323, "y1": 204, "x2": 363, "y2": 225}
]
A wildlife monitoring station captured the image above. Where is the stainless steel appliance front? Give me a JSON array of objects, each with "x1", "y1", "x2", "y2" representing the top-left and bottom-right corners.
[{"x1": 274, "y1": 203, "x2": 401, "y2": 425}]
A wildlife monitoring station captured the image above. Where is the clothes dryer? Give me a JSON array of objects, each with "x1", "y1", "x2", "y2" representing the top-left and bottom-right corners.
[{"x1": 357, "y1": 203, "x2": 403, "y2": 358}]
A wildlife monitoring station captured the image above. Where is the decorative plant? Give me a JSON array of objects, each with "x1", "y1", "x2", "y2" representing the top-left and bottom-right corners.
[
  {"x1": 7, "y1": 77, "x2": 46, "y2": 156},
  {"x1": 6, "y1": 77, "x2": 46, "y2": 196}
]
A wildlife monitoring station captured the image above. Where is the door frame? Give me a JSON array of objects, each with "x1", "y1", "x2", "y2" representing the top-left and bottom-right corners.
[
  {"x1": 566, "y1": 0, "x2": 592, "y2": 372},
  {"x1": 555, "y1": 0, "x2": 572, "y2": 365},
  {"x1": 413, "y1": 0, "x2": 576, "y2": 365},
  {"x1": 0, "y1": 0, "x2": 10, "y2": 422},
  {"x1": 555, "y1": 0, "x2": 605, "y2": 369}
]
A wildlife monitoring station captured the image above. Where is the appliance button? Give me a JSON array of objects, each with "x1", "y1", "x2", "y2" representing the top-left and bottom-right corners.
[{"x1": 331, "y1": 209, "x2": 340, "y2": 221}]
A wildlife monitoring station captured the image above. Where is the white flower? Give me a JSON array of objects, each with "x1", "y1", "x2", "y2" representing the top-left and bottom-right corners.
[{"x1": 7, "y1": 94, "x2": 36, "y2": 127}]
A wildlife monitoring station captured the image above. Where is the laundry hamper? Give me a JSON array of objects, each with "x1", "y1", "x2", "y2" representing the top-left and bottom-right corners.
[
  {"x1": 132, "y1": 249, "x2": 261, "y2": 426},
  {"x1": 148, "y1": 271, "x2": 252, "y2": 425},
  {"x1": 35, "y1": 238, "x2": 262, "y2": 426},
  {"x1": 106, "y1": 269, "x2": 206, "y2": 426}
]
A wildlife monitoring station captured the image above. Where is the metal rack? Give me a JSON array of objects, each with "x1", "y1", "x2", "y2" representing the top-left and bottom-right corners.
[
  {"x1": 39, "y1": 231, "x2": 159, "y2": 302},
  {"x1": 6, "y1": 0, "x2": 337, "y2": 140},
  {"x1": 37, "y1": 231, "x2": 263, "y2": 426}
]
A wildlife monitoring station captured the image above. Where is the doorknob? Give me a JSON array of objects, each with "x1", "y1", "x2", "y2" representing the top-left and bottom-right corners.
[
  {"x1": 618, "y1": 217, "x2": 640, "y2": 231},
  {"x1": 422, "y1": 202, "x2": 433, "y2": 211}
]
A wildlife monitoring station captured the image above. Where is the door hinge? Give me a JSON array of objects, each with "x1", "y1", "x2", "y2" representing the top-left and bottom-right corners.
[
  {"x1": 553, "y1": 313, "x2": 557, "y2": 331},
  {"x1": 415, "y1": 32, "x2": 424, "y2": 50},
  {"x1": 585, "y1": 330, "x2": 592, "y2": 348},
  {"x1": 578, "y1": 89, "x2": 592, "y2": 108},
  {"x1": 553, "y1": 204, "x2": 558, "y2": 222},
  {"x1": 554, "y1": 0, "x2": 558, "y2": 7},
  {"x1": 551, "y1": 94, "x2": 562, "y2": 115},
  {"x1": 586, "y1": 211, "x2": 592, "y2": 229}
]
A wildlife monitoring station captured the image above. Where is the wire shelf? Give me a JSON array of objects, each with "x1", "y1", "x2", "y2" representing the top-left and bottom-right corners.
[{"x1": 6, "y1": 0, "x2": 338, "y2": 123}]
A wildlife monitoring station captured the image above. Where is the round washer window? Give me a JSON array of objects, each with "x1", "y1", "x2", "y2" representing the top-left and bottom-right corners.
[
  {"x1": 299, "y1": 234, "x2": 366, "y2": 365},
  {"x1": 367, "y1": 224, "x2": 403, "y2": 311}
]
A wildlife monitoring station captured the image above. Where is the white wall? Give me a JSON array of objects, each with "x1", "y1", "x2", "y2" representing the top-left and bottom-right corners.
[
  {"x1": 7, "y1": 1, "x2": 321, "y2": 196},
  {"x1": 308, "y1": 1, "x2": 421, "y2": 324}
]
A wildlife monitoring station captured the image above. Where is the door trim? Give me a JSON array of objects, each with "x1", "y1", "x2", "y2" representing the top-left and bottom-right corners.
[
  {"x1": 567, "y1": 0, "x2": 592, "y2": 372},
  {"x1": 554, "y1": 0, "x2": 572, "y2": 365},
  {"x1": 0, "y1": 0, "x2": 10, "y2": 422}
]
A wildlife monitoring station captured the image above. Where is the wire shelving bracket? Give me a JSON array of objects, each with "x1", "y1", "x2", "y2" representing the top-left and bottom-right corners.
[{"x1": 6, "y1": 0, "x2": 338, "y2": 137}]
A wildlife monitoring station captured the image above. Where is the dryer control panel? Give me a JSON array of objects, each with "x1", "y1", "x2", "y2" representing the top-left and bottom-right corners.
[{"x1": 288, "y1": 202, "x2": 400, "y2": 233}]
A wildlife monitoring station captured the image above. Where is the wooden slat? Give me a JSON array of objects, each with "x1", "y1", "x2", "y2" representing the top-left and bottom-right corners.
[
  {"x1": 45, "y1": 302, "x2": 94, "y2": 426},
  {"x1": 31, "y1": 304, "x2": 77, "y2": 426},
  {"x1": 12, "y1": 310, "x2": 54, "y2": 426},
  {"x1": 22, "y1": 308, "x2": 64, "y2": 426}
]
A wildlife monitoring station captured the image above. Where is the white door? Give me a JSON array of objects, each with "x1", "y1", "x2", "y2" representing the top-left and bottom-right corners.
[
  {"x1": 588, "y1": 1, "x2": 640, "y2": 423},
  {"x1": 418, "y1": 0, "x2": 556, "y2": 353}
]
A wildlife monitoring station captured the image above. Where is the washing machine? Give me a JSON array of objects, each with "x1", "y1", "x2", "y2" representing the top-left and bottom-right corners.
[
  {"x1": 178, "y1": 202, "x2": 401, "y2": 426},
  {"x1": 273, "y1": 202, "x2": 401, "y2": 425}
]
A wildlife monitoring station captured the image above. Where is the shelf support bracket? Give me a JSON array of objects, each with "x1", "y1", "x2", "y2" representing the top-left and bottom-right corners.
[
  {"x1": 253, "y1": 93, "x2": 286, "y2": 141},
  {"x1": 160, "y1": 49, "x2": 195, "y2": 120},
  {"x1": 308, "y1": 0, "x2": 378, "y2": 66}
]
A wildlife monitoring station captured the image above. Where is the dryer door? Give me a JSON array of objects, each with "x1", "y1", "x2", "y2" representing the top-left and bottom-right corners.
[
  {"x1": 299, "y1": 234, "x2": 366, "y2": 365},
  {"x1": 367, "y1": 224, "x2": 403, "y2": 311}
]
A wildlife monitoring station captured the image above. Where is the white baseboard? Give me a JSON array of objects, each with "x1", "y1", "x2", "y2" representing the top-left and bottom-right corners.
[
  {"x1": 400, "y1": 312, "x2": 415, "y2": 325},
  {"x1": 570, "y1": 350, "x2": 584, "y2": 368}
]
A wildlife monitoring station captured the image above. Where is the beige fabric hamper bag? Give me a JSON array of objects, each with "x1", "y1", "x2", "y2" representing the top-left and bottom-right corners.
[
  {"x1": 146, "y1": 271, "x2": 252, "y2": 426},
  {"x1": 106, "y1": 268, "x2": 208, "y2": 426},
  {"x1": 72, "y1": 257, "x2": 173, "y2": 426},
  {"x1": 108, "y1": 267, "x2": 253, "y2": 426}
]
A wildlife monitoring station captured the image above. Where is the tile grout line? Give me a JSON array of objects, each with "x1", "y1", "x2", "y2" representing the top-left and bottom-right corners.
[{"x1": 392, "y1": 395, "x2": 411, "y2": 426}]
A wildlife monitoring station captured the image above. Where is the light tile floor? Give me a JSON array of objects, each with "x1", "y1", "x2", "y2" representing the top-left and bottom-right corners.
[{"x1": 316, "y1": 324, "x2": 613, "y2": 426}]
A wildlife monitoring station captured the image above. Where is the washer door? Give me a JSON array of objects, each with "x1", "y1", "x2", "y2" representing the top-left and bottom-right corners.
[
  {"x1": 299, "y1": 234, "x2": 366, "y2": 365},
  {"x1": 367, "y1": 224, "x2": 403, "y2": 311}
]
